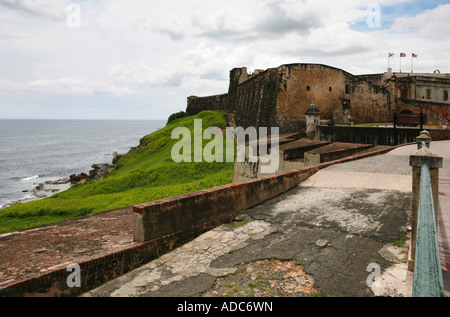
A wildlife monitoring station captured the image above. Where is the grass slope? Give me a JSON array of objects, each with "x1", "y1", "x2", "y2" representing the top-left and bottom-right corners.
[{"x1": 0, "y1": 111, "x2": 235, "y2": 234}]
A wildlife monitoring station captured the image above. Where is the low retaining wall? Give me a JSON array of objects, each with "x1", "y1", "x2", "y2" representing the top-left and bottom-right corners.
[
  {"x1": 0, "y1": 222, "x2": 222, "y2": 297},
  {"x1": 430, "y1": 129, "x2": 450, "y2": 141},
  {"x1": 133, "y1": 167, "x2": 319, "y2": 242}
]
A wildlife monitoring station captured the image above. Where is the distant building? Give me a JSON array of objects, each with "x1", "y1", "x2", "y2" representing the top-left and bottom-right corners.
[
  {"x1": 359, "y1": 68, "x2": 450, "y2": 127},
  {"x1": 187, "y1": 63, "x2": 450, "y2": 133}
]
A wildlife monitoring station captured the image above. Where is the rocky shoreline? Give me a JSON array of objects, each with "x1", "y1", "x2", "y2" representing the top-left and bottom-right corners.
[
  {"x1": 68, "y1": 163, "x2": 113, "y2": 184},
  {"x1": 1, "y1": 163, "x2": 114, "y2": 210}
]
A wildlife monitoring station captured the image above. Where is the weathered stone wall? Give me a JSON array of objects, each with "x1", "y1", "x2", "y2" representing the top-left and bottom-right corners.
[
  {"x1": 387, "y1": 75, "x2": 450, "y2": 125},
  {"x1": 186, "y1": 94, "x2": 229, "y2": 116},
  {"x1": 357, "y1": 73, "x2": 385, "y2": 86},
  {"x1": 187, "y1": 63, "x2": 391, "y2": 133},
  {"x1": 187, "y1": 68, "x2": 287, "y2": 131},
  {"x1": 133, "y1": 167, "x2": 319, "y2": 243},
  {"x1": 276, "y1": 64, "x2": 390, "y2": 126},
  {"x1": 231, "y1": 68, "x2": 282, "y2": 130},
  {"x1": 396, "y1": 99, "x2": 450, "y2": 126}
]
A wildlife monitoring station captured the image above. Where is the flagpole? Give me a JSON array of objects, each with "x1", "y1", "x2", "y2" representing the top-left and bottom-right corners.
[
  {"x1": 388, "y1": 53, "x2": 394, "y2": 71},
  {"x1": 412, "y1": 54, "x2": 418, "y2": 74}
]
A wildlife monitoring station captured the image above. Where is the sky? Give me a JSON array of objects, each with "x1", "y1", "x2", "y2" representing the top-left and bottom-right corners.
[{"x1": 0, "y1": 0, "x2": 450, "y2": 120}]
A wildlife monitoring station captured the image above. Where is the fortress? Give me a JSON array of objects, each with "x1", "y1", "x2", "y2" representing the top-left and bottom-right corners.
[{"x1": 186, "y1": 63, "x2": 450, "y2": 134}]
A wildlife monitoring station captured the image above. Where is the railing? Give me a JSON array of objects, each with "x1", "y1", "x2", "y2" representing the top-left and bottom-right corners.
[{"x1": 411, "y1": 140, "x2": 445, "y2": 297}]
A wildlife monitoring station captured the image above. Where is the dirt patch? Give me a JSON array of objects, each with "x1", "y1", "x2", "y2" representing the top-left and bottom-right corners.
[{"x1": 202, "y1": 259, "x2": 322, "y2": 297}]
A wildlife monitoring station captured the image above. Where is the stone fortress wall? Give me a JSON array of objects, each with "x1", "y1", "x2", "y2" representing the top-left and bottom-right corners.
[
  {"x1": 187, "y1": 63, "x2": 391, "y2": 133},
  {"x1": 187, "y1": 63, "x2": 450, "y2": 132}
]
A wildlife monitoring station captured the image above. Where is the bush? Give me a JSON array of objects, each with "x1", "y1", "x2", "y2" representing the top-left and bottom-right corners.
[{"x1": 167, "y1": 111, "x2": 188, "y2": 125}]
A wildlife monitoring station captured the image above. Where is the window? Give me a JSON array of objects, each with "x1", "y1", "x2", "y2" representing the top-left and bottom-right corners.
[
  {"x1": 399, "y1": 86, "x2": 407, "y2": 99},
  {"x1": 444, "y1": 90, "x2": 448, "y2": 101},
  {"x1": 329, "y1": 87, "x2": 332, "y2": 92},
  {"x1": 307, "y1": 86, "x2": 310, "y2": 91},
  {"x1": 345, "y1": 84, "x2": 351, "y2": 94},
  {"x1": 426, "y1": 89, "x2": 431, "y2": 99}
]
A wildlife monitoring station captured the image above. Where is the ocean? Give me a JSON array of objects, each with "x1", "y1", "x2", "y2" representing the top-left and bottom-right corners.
[{"x1": 0, "y1": 119, "x2": 166, "y2": 209}]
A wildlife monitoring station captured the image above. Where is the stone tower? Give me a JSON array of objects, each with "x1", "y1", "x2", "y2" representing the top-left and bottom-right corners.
[{"x1": 305, "y1": 101, "x2": 321, "y2": 139}]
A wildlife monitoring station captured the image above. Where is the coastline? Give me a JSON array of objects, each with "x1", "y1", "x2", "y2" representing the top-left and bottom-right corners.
[
  {"x1": 0, "y1": 163, "x2": 113, "y2": 210},
  {"x1": 0, "y1": 119, "x2": 166, "y2": 212},
  {"x1": 0, "y1": 180, "x2": 72, "y2": 210}
]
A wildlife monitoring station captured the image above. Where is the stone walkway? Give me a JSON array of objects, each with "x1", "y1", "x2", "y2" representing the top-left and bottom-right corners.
[{"x1": 303, "y1": 140, "x2": 450, "y2": 296}]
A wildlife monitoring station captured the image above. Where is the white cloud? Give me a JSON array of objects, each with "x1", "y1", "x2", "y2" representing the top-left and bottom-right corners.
[
  {"x1": 0, "y1": 0, "x2": 70, "y2": 19},
  {"x1": 391, "y1": 4, "x2": 450, "y2": 40},
  {"x1": 0, "y1": 0, "x2": 449, "y2": 119},
  {"x1": 0, "y1": 76, "x2": 133, "y2": 96}
]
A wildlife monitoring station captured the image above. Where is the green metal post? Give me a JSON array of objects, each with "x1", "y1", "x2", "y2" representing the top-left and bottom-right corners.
[{"x1": 412, "y1": 163, "x2": 445, "y2": 297}]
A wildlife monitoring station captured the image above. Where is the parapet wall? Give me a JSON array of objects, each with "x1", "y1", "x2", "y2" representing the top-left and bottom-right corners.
[
  {"x1": 187, "y1": 68, "x2": 283, "y2": 131},
  {"x1": 187, "y1": 94, "x2": 229, "y2": 117},
  {"x1": 132, "y1": 167, "x2": 319, "y2": 243}
]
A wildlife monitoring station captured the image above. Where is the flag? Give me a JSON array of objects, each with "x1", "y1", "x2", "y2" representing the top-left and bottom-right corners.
[
  {"x1": 412, "y1": 53, "x2": 418, "y2": 58},
  {"x1": 400, "y1": 53, "x2": 406, "y2": 57},
  {"x1": 389, "y1": 53, "x2": 394, "y2": 57}
]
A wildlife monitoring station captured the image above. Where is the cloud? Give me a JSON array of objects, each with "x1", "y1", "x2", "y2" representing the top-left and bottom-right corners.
[
  {"x1": 0, "y1": 74, "x2": 133, "y2": 97},
  {"x1": 106, "y1": 63, "x2": 186, "y2": 88},
  {"x1": 132, "y1": 15, "x2": 189, "y2": 41},
  {"x1": 282, "y1": 23, "x2": 376, "y2": 58},
  {"x1": 391, "y1": 3, "x2": 450, "y2": 40},
  {"x1": 0, "y1": 1, "x2": 449, "y2": 120},
  {"x1": 182, "y1": 42, "x2": 254, "y2": 81},
  {"x1": 256, "y1": 0, "x2": 323, "y2": 34},
  {"x1": 0, "y1": 0, "x2": 70, "y2": 19},
  {"x1": 191, "y1": 0, "x2": 323, "y2": 42}
]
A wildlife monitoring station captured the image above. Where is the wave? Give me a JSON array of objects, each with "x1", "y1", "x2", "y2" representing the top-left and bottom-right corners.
[{"x1": 21, "y1": 175, "x2": 39, "y2": 181}]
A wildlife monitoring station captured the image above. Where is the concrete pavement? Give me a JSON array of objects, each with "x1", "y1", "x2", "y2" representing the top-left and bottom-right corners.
[{"x1": 81, "y1": 142, "x2": 450, "y2": 297}]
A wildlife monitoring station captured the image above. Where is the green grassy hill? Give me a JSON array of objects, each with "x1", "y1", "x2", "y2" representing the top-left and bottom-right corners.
[{"x1": 0, "y1": 111, "x2": 235, "y2": 234}]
